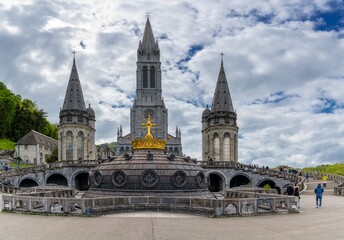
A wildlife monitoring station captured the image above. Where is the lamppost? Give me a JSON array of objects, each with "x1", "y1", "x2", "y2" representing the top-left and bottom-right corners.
[{"x1": 16, "y1": 145, "x2": 20, "y2": 168}]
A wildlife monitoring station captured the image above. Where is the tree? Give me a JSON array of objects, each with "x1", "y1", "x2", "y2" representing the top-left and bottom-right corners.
[{"x1": 45, "y1": 148, "x2": 58, "y2": 163}]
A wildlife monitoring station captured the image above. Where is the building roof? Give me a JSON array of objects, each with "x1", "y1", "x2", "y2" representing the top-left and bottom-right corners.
[
  {"x1": 62, "y1": 56, "x2": 86, "y2": 111},
  {"x1": 142, "y1": 17, "x2": 156, "y2": 50},
  {"x1": 16, "y1": 130, "x2": 58, "y2": 148},
  {"x1": 211, "y1": 60, "x2": 234, "y2": 113}
]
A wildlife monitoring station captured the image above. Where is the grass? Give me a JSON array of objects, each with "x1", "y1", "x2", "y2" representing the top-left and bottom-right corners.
[
  {"x1": 9, "y1": 162, "x2": 35, "y2": 168},
  {"x1": 0, "y1": 138, "x2": 15, "y2": 150},
  {"x1": 303, "y1": 163, "x2": 344, "y2": 176}
]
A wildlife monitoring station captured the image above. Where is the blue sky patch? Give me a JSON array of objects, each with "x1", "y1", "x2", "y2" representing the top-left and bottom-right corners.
[
  {"x1": 311, "y1": 1, "x2": 344, "y2": 31},
  {"x1": 314, "y1": 97, "x2": 344, "y2": 114},
  {"x1": 176, "y1": 44, "x2": 204, "y2": 73},
  {"x1": 251, "y1": 91, "x2": 299, "y2": 105}
]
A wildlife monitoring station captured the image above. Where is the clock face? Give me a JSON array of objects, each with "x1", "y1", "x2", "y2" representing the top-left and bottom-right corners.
[{"x1": 144, "y1": 109, "x2": 155, "y2": 120}]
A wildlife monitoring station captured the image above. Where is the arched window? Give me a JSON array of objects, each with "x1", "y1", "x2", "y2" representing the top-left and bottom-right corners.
[
  {"x1": 223, "y1": 133, "x2": 230, "y2": 161},
  {"x1": 143, "y1": 66, "x2": 148, "y2": 88},
  {"x1": 66, "y1": 131, "x2": 73, "y2": 160},
  {"x1": 213, "y1": 133, "x2": 220, "y2": 161},
  {"x1": 119, "y1": 147, "x2": 124, "y2": 154},
  {"x1": 77, "y1": 131, "x2": 84, "y2": 160},
  {"x1": 150, "y1": 67, "x2": 155, "y2": 88},
  {"x1": 59, "y1": 132, "x2": 63, "y2": 161},
  {"x1": 174, "y1": 147, "x2": 178, "y2": 154},
  {"x1": 234, "y1": 134, "x2": 238, "y2": 161}
]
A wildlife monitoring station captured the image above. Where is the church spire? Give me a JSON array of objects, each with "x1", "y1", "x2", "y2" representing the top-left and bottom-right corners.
[
  {"x1": 137, "y1": 14, "x2": 160, "y2": 61},
  {"x1": 62, "y1": 52, "x2": 86, "y2": 111},
  {"x1": 211, "y1": 53, "x2": 234, "y2": 113},
  {"x1": 142, "y1": 13, "x2": 156, "y2": 50}
]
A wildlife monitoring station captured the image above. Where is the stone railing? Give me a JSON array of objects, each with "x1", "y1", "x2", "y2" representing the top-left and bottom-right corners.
[
  {"x1": 0, "y1": 183, "x2": 74, "y2": 197},
  {"x1": 0, "y1": 183, "x2": 18, "y2": 194},
  {"x1": 2, "y1": 192, "x2": 298, "y2": 217},
  {"x1": 334, "y1": 183, "x2": 344, "y2": 196},
  {"x1": 198, "y1": 161, "x2": 303, "y2": 186},
  {"x1": 0, "y1": 160, "x2": 99, "y2": 179},
  {"x1": 305, "y1": 172, "x2": 344, "y2": 196}
]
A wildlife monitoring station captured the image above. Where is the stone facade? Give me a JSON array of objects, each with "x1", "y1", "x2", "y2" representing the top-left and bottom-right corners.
[
  {"x1": 58, "y1": 56, "x2": 96, "y2": 162},
  {"x1": 116, "y1": 17, "x2": 182, "y2": 155},
  {"x1": 15, "y1": 130, "x2": 58, "y2": 165},
  {"x1": 202, "y1": 60, "x2": 238, "y2": 162}
]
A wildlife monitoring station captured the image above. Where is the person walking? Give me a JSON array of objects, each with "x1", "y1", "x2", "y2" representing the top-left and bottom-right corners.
[
  {"x1": 314, "y1": 183, "x2": 324, "y2": 208},
  {"x1": 294, "y1": 186, "x2": 300, "y2": 209}
]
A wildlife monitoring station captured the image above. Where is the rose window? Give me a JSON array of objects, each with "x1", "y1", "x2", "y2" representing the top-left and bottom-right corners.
[
  {"x1": 141, "y1": 170, "x2": 158, "y2": 188},
  {"x1": 196, "y1": 172, "x2": 206, "y2": 187},
  {"x1": 93, "y1": 170, "x2": 102, "y2": 187},
  {"x1": 112, "y1": 170, "x2": 128, "y2": 187},
  {"x1": 172, "y1": 171, "x2": 187, "y2": 188}
]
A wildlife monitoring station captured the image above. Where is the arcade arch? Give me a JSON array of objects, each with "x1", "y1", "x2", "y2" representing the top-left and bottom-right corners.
[
  {"x1": 46, "y1": 173, "x2": 68, "y2": 187},
  {"x1": 19, "y1": 178, "x2": 39, "y2": 188},
  {"x1": 230, "y1": 174, "x2": 251, "y2": 188},
  {"x1": 208, "y1": 172, "x2": 225, "y2": 192}
]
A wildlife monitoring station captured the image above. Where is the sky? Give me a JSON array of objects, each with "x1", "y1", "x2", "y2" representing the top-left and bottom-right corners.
[{"x1": 1, "y1": 0, "x2": 344, "y2": 168}]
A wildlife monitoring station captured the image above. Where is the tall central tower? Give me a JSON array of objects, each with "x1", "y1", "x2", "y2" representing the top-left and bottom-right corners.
[
  {"x1": 131, "y1": 17, "x2": 167, "y2": 139},
  {"x1": 116, "y1": 17, "x2": 182, "y2": 155}
]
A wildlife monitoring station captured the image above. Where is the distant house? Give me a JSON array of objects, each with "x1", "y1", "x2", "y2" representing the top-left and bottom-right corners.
[{"x1": 15, "y1": 130, "x2": 58, "y2": 165}]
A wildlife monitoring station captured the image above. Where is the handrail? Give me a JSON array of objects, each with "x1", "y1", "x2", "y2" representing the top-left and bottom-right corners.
[
  {"x1": 198, "y1": 160, "x2": 303, "y2": 186},
  {"x1": 0, "y1": 160, "x2": 99, "y2": 178}
]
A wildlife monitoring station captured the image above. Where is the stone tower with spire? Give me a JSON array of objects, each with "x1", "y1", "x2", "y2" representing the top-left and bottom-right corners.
[
  {"x1": 201, "y1": 56, "x2": 238, "y2": 162},
  {"x1": 116, "y1": 16, "x2": 182, "y2": 155},
  {"x1": 58, "y1": 54, "x2": 96, "y2": 162}
]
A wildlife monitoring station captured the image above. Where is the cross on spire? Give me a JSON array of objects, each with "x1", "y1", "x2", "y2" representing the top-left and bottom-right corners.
[
  {"x1": 72, "y1": 50, "x2": 77, "y2": 58},
  {"x1": 220, "y1": 52, "x2": 225, "y2": 62},
  {"x1": 145, "y1": 11, "x2": 151, "y2": 19}
]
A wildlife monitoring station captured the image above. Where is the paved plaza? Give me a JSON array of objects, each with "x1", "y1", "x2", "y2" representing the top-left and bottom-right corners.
[{"x1": 0, "y1": 181, "x2": 343, "y2": 240}]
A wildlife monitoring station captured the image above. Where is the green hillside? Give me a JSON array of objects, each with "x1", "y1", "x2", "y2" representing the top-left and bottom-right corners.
[
  {"x1": 0, "y1": 139, "x2": 15, "y2": 150},
  {"x1": 303, "y1": 163, "x2": 344, "y2": 176},
  {"x1": 0, "y1": 81, "x2": 58, "y2": 147}
]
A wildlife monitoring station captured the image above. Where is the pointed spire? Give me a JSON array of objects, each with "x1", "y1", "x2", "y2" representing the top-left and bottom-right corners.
[
  {"x1": 142, "y1": 14, "x2": 156, "y2": 51},
  {"x1": 211, "y1": 53, "x2": 234, "y2": 113},
  {"x1": 62, "y1": 52, "x2": 86, "y2": 111}
]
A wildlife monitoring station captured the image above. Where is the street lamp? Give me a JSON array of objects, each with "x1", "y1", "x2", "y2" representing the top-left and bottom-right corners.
[{"x1": 17, "y1": 145, "x2": 20, "y2": 168}]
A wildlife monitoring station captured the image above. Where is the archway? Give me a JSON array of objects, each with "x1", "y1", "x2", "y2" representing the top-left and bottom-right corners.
[
  {"x1": 258, "y1": 179, "x2": 281, "y2": 194},
  {"x1": 46, "y1": 173, "x2": 68, "y2": 187},
  {"x1": 19, "y1": 178, "x2": 39, "y2": 188},
  {"x1": 74, "y1": 172, "x2": 90, "y2": 190},
  {"x1": 230, "y1": 174, "x2": 251, "y2": 188},
  {"x1": 208, "y1": 172, "x2": 224, "y2": 192}
]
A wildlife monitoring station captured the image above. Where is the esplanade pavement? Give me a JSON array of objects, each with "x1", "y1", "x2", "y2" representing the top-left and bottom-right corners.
[{"x1": 1, "y1": 180, "x2": 343, "y2": 240}]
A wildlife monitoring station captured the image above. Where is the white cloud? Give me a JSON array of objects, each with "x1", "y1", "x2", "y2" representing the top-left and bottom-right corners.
[{"x1": 1, "y1": 0, "x2": 344, "y2": 167}]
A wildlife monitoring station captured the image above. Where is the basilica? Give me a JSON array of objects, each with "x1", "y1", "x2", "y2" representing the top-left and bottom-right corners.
[{"x1": 57, "y1": 16, "x2": 238, "y2": 163}]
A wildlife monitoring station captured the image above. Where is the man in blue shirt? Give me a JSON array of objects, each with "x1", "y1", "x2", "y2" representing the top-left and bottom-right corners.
[{"x1": 314, "y1": 183, "x2": 324, "y2": 208}]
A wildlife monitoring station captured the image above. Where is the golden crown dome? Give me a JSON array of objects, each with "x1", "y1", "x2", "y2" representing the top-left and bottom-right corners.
[{"x1": 132, "y1": 115, "x2": 166, "y2": 150}]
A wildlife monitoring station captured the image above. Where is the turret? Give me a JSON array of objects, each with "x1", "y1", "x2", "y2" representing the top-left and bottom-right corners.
[
  {"x1": 58, "y1": 52, "x2": 96, "y2": 162},
  {"x1": 202, "y1": 54, "x2": 238, "y2": 162}
]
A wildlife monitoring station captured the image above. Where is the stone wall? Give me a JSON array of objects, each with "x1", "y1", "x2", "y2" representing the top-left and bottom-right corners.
[{"x1": 1, "y1": 189, "x2": 298, "y2": 217}]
